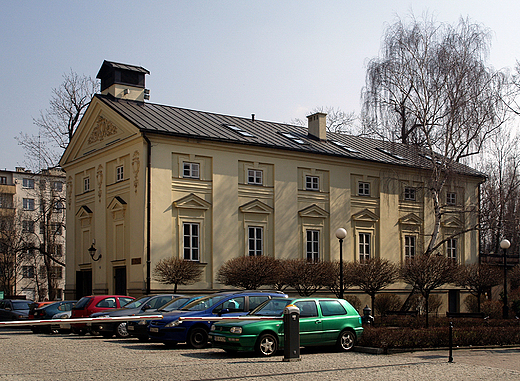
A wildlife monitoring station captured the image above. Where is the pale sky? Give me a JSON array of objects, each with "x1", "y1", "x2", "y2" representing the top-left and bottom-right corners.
[{"x1": 1, "y1": 1, "x2": 520, "y2": 170}]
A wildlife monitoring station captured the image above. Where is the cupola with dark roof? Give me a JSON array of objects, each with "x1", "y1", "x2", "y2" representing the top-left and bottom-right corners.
[{"x1": 96, "y1": 60, "x2": 150, "y2": 102}]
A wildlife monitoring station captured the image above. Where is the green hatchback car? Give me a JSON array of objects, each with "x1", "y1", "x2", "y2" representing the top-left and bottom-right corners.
[{"x1": 209, "y1": 297, "x2": 363, "y2": 356}]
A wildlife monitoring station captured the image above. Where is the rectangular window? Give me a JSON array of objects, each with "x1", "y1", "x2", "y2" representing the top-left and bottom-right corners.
[
  {"x1": 22, "y1": 266, "x2": 34, "y2": 279},
  {"x1": 23, "y1": 198, "x2": 35, "y2": 210},
  {"x1": 359, "y1": 233, "x2": 371, "y2": 263},
  {"x1": 52, "y1": 181, "x2": 63, "y2": 192},
  {"x1": 51, "y1": 266, "x2": 63, "y2": 279},
  {"x1": 447, "y1": 192, "x2": 456, "y2": 205},
  {"x1": 306, "y1": 229, "x2": 320, "y2": 262},
  {"x1": 54, "y1": 201, "x2": 64, "y2": 214},
  {"x1": 404, "y1": 187, "x2": 416, "y2": 201},
  {"x1": 358, "y1": 182, "x2": 370, "y2": 196},
  {"x1": 183, "y1": 162, "x2": 200, "y2": 179},
  {"x1": 305, "y1": 175, "x2": 319, "y2": 191},
  {"x1": 183, "y1": 222, "x2": 200, "y2": 261},
  {"x1": 51, "y1": 223, "x2": 63, "y2": 235},
  {"x1": 84, "y1": 177, "x2": 90, "y2": 192},
  {"x1": 447, "y1": 239, "x2": 457, "y2": 261},
  {"x1": 0, "y1": 176, "x2": 7, "y2": 185},
  {"x1": 248, "y1": 226, "x2": 263, "y2": 256},
  {"x1": 116, "y1": 165, "x2": 124, "y2": 182},
  {"x1": 23, "y1": 178, "x2": 34, "y2": 189},
  {"x1": 247, "y1": 169, "x2": 263, "y2": 185},
  {"x1": 404, "y1": 235, "x2": 416, "y2": 261},
  {"x1": 22, "y1": 220, "x2": 35, "y2": 233}
]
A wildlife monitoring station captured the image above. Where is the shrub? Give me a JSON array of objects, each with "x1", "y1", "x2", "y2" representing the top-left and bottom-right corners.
[
  {"x1": 217, "y1": 256, "x2": 278, "y2": 289},
  {"x1": 374, "y1": 293, "x2": 401, "y2": 316},
  {"x1": 153, "y1": 257, "x2": 203, "y2": 293},
  {"x1": 344, "y1": 295, "x2": 362, "y2": 313},
  {"x1": 481, "y1": 300, "x2": 503, "y2": 319}
]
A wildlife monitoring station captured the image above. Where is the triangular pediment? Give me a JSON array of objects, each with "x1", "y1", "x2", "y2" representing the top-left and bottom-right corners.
[
  {"x1": 76, "y1": 205, "x2": 93, "y2": 218},
  {"x1": 298, "y1": 204, "x2": 328, "y2": 218},
  {"x1": 174, "y1": 193, "x2": 211, "y2": 210},
  {"x1": 352, "y1": 208, "x2": 379, "y2": 222},
  {"x1": 107, "y1": 196, "x2": 127, "y2": 211},
  {"x1": 442, "y1": 217, "x2": 463, "y2": 228},
  {"x1": 399, "y1": 213, "x2": 422, "y2": 225},
  {"x1": 60, "y1": 97, "x2": 140, "y2": 166},
  {"x1": 240, "y1": 199, "x2": 273, "y2": 214}
]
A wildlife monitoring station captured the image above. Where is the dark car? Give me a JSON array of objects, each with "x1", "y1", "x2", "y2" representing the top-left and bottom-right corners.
[
  {"x1": 127, "y1": 295, "x2": 203, "y2": 341},
  {"x1": 0, "y1": 299, "x2": 34, "y2": 321},
  {"x1": 148, "y1": 290, "x2": 287, "y2": 348},
  {"x1": 30, "y1": 300, "x2": 77, "y2": 333},
  {"x1": 89, "y1": 294, "x2": 181, "y2": 338},
  {"x1": 71, "y1": 295, "x2": 135, "y2": 335},
  {"x1": 209, "y1": 297, "x2": 363, "y2": 356}
]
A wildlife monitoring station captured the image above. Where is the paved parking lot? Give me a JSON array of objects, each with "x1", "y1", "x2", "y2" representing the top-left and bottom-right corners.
[{"x1": 1, "y1": 328, "x2": 520, "y2": 381}]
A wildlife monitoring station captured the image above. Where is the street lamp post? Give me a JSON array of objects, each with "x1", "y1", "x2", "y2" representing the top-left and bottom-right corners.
[
  {"x1": 335, "y1": 228, "x2": 347, "y2": 300},
  {"x1": 500, "y1": 239, "x2": 511, "y2": 319}
]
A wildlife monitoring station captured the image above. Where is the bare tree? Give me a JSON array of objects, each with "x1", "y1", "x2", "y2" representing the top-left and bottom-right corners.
[
  {"x1": 401, "y1": 254, "x2": 458, "y2": 327},
  {"x1": 291, "y1": 106, "x2": 358, "y2": 134},
  {"x1": 0, "y1": 211, "x2": 27, "y2": 297},
  {"x1": 154, "y1": 257, "x2": 203, "y2": 293},
  {"x1": 456, "y1": 263, "x2": 503, "y2": 312},
  {"x1": 17, "y1": 70, "x2": 98, "y2": 169},
  {"x1": 350, "y1": 258, "x2": 399, "y2": 314},
  {"x1": 283, "y1": 259, "x2": 335, "y2": 296},
  {"x1": 327, "y1": 261, "x2": 356, "y2": 298},
  {"x1": 216, "y1": 256, "x2": 278, "y2": 290}
]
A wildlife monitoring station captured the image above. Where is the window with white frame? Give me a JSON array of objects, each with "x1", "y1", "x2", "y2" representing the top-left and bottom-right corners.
[
  {"x1": 305, "y1": 175, "x2": 319, "y2": 191},
  {"x1": 306, "y1": 229, "x2": 320, "y2": 262},
  {"x1": 404, "y1": 235, "x2": 416, "y2": 261},
  {"x1": 358, "y1": 182, "x2": 370, "y2": 196},
  {"x1": 404, "y1": 187, "x2": 416, "y2": 201},
  {"x1": 248, "y1": 226, "x2": 263, "y2": 256},
  {"x1": 23, "y1": 198, "x2": 35, "y2": 210},
  {"x1": 116, "y1": 165, "x2": 124, "y2": 182},
  {"x1": 447, "y1": 192, "x2": 456, "y2": 205},
  {"x1": 0, "y1": 176, "x2": 7, "y2": 185},
  {"x1": 447, "y1": 238, "x2": 457, "y2": 261},
  {"x1": 183, "y1": 162, "x2": 200, "y2": 179},
  {"x1": 359, "y1": 233, "x2": 371, "y2": 263},
  {"x1": 183, "y1": 222, "x2": 200, "y2": 261},
  {"x1": 23, "y1": 178, "x2": 34, "y2": 189},
  {"x1": 247, "y1": 169, "x2": 263, "y2": 185},
  {"x1": 52, "y1": 181, "x2": 63, "y2": 192},
  {"x1": 84, "y1": 177, "x2": 90, "y2": 192}
]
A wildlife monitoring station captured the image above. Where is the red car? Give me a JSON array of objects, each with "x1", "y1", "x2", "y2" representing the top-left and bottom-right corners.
[{"x1": 71, "y1": 295, "x2": 135, "y2": 335}]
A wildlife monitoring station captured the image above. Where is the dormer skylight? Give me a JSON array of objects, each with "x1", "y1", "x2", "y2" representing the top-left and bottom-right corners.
[
  {"x1": 330, "y1": 140, "x2": 360, "y2": 154},
  {"x1": 376, "y1": 147, "x2": 407, "y2": 161},
  {"x1": 279, "y1": 132, "x2": 307, "y2": 145},
  {"x1": 223, "y1": 124, "x2": 255, "y2": 138}
]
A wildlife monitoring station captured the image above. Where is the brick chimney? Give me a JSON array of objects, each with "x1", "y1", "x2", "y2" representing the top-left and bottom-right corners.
[
  {"x1": 96, "y1": 60, "x2": 150, "y2": 102},
  {"x1": 307, "y1": 112, "x2": 327, "y2": 141}
]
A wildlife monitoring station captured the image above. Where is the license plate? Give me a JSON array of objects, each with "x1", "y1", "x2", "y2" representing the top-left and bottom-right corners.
[
  {"x1": 127, "y1": 325, "x2": 134, "y2": 330},
  {"x1": 150, "y1": 327, "x2": 159, "y2": 333},
  {"x1": 214, "y1": 336, "x2": 226, "y2": 342}
]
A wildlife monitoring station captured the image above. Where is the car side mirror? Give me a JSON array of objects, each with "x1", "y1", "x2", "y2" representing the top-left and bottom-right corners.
[
  {"x1": 142, "y1": 304, "x2": 152, "y2": 310},
  {"x1": 217, "y1": 308, "x2": 230, "y2": 317}
]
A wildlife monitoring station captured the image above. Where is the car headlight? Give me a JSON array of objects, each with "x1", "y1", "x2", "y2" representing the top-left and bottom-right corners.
[
  {"x1": 230, "y1": 327, "x2": 242, "y2": 334},
  {"x1": 164, "y1": 319, "x2": 181, "y2": 328},
  {"x1": 138, "y1": 320, "x2": 149, "y2": 325},
  {"x1": 210, "y1": 324, "x2": 215, "y2": 331}
]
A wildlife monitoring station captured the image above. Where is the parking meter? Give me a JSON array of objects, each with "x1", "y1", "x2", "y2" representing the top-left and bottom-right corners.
[{"x1": 283, "y1": 304, "x2": 301, "y2": 362}]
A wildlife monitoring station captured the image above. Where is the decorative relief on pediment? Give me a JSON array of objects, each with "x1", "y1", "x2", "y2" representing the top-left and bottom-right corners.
[
  {"x1": 88, "y1": 115, "x2": 118, "y2": 144},
  {"x1": 132, "y1": 150, "x2": 140, "y2": 193}
]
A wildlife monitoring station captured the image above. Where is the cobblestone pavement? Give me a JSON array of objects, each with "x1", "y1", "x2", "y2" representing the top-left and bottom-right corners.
[{"x1": 1, "y1": 328, "x2": 519, "y2": 381}]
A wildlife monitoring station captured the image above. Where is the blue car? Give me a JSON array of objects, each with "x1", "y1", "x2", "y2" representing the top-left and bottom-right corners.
[{"x1": 148, "y1": 290, "x2": 287, "y2": 348}]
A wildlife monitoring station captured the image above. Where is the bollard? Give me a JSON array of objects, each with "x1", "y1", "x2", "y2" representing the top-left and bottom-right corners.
[
  {"x1": 283, "y1": 304, "x2": 301, "y2": 362},
  {"x1": 362, "y1": 305, "x2": 374, "y2": 326},
  {"x1": 448, "y1": 321, "x2": 453, "y2": 363}
]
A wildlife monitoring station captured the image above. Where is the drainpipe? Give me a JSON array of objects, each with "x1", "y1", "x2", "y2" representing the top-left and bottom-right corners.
[{"x1": 143, "y1": 134, "x2": 152, "y2": 294}]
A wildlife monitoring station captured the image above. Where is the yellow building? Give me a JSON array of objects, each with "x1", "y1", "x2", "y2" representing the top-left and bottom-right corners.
[{"x1": 60, "y1": 61, "x2": 483, "y2": 310}]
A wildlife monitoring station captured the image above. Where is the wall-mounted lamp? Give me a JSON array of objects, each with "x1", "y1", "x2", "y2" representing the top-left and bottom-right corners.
[{"x1": 88, "y1": 240, "x2": 101, "y2": 261}]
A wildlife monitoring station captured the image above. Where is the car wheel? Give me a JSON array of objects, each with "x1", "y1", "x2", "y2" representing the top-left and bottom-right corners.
[
  {"x1": 101, "y1": 332, "x2": 113, "y2": 339},
  {"x1": 187, "y1": 327, "x2": 209, "y2": 349},
  {"x1": 115, "y1": 322, "x2": 130, "y2": 338},
  {"x1": 255, "y1": 333, "x2": 278, "y2": 357},
  {"x1": 336, "y1": 330, "x2": 356, "y2": 352}
]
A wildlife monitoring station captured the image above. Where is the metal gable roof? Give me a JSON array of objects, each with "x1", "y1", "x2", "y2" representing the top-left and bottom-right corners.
[{"x1": 96, "y1": 95, "x2": 484, "y2": 178}]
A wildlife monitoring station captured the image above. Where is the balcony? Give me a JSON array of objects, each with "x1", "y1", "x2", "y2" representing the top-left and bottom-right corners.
[{"x1": 0, "y1": 184, "x2": 16, "y2": 194}]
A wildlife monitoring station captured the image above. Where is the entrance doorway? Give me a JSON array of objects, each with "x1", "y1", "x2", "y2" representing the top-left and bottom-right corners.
[{"x1": 114, "y1": 267, "x2": 126, "y2": 295}]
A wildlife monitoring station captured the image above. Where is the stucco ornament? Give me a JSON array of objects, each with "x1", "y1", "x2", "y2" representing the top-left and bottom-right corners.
[
  {"x1": 96, "y1": 165, "x2": 103, "y2": 202},
  {"x1": 132, "y1": 150, "x2": 140, "y2": 193},
  {"x1": 88, "y1": 115, "x2": 118, "y2": 144},
  {"x1": 66, "y1": 176, "x2": 73, "y2": 209}
]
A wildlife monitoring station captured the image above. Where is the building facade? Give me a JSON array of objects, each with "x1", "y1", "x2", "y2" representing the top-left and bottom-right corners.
[
  {"x1": 0, "y1": 167, "x2": 66, "y2": 300},
  {"x1": 60, "y1": 61, "x2": 483, "y2": 311}
]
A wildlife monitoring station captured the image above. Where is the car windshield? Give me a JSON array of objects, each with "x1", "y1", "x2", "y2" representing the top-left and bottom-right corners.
[
  {"x1": 159, "y1": 297, "x2": 191, "y2": 312},
  {"x1": 73, "y1": 297, "x2": 92, "y2": 309},
  {"x1": 12, "y1": 301, "x2": 32, "y2": 310},
  {"x1": 181, "y1": 295, "x2": 229, "y2": 311},
  {"x1": 250, "y1": 298, "x2": 293, "y2": 316},
  {"x1": 122, "y1": 296, "x2": 151, "y2": 309}
]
